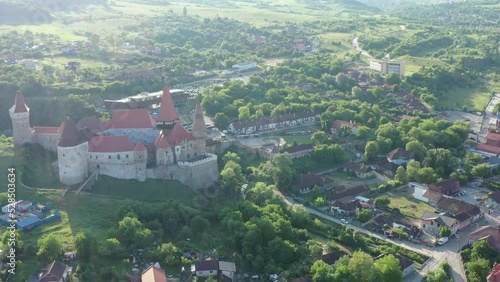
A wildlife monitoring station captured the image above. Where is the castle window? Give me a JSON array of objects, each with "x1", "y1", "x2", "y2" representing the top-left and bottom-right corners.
[
  {"x1": 63, "y1": 154, "x2": 65, "y2": 157},
  {"x1": 97, "y1": 165, "x2": 100, "y2": 169},
  {"x1": 89, "y1": 156, "x2": 92, "y2": 159},
  {"x1": 118, "y1": 155, "x2": 121, "y2": 160},
  {"x1": 108, "y1": 155, "x2": 111, "y2": 159},
  {"x1": 126, "y1": 154, "x2": 129, "y2": 158},
  {"x1": 187, "y1": 154, "x2": 190, "y2": 158}
]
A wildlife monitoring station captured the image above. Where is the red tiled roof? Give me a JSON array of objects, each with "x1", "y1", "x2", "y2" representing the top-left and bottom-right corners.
[
  {"x1": 32, "y1": 127, "x2": 60, "y2": 134},
  {"x1": 487, "y1": 132, "x2": 500, "y2": 142},
  {"x1": 39, "y1": 261, "x2": 67, "y2": 282},
  {"x1": 387, "y1": 148, "x2": 414, "y2": 161},
  {"x1": 110, "y1": 109, "x2": 156, "y2": 129},
  {"x1": 332, "y1": 120, "x2": 360, "y2": 129},
  {"x1": 477, "y1": 143, "x2": 500, "y2": 155},
  {"x1": 89, "y1": 136, "x2": 134, "y2": 152},
  {"x1": 76, "y1": 116, "x2": 106, "y2": 133},
  {"x1": 488, "y1": 263, "x2": 500, "y2": 282},
  {"x1": 155, "y1": 131, "x2": 171, "y2": 149},
  {"x1": 191, "y1": 102, "x2": 206, "y2": 136},
  {"x1": 165, "y1": 123, "x2": 194, "y2": 145},
  {"x1": 141, "y1": 265, "x2": 167, "y2": 282},
  {"x1": 134, "y1": 142, "x2": 147, "y2": 151},
  {"x1": 13, "y1": 91, "x2": 28, "y2": 113},
  {"x1": 157, "y1": 86, "x2": 179, "y2": 123},
  {"x1": 57, "y1": 117, "x2": 84, "y2": 147}
]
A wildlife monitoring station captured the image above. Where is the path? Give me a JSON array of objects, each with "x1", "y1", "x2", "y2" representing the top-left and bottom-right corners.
[{"x1": 352, "y1": 25, "x2": 406, "y2": 60}]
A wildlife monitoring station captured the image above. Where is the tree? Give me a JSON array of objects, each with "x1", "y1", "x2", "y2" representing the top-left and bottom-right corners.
[
  {"x1": 471, "y1": 164, "x2": 491, "y2": 178},
  {"x1": 311, "y1": 131, "x2": 328, "y2": 145},
  {"x1": 247, "y1": 182, "x2": 274, "y2": 206},
  {"x1": 356, "y1": 126, "x2": 374, "y2": 140},
  {"x1": 74, "y1": 232, "x2": 96, "y2": 263},
  {"x1": 466, "y1": 258, "x2": 490, "y2": 282},
  {"x1": 365, "y1": 141, "x2": 379, "y2": 160},
  {"x1": 37, "y1": 234, "x2": 63, "y2": 264},
  {"x1": 271, "y1": 153, "x2": 294, "y2": 190},
  {"x1": 117, "y1": 216, "x2": 153, "y2": 250},
  {"x1": 385, "y1": 73, "x2": 401, "y2": 85},
  {"x1": 374, "y1": 196, "x2": 390, "y2": 209},
  {"x1": 405, "y1": 140, "x2": 428, "y2": 161},
  {"x1": 356, "y1": 209, "x2": 374, "y2": 223},
  {"x1": 100, "y1": 238, "x2": 124, "y2": 257},
  {"x1": 221, "y1": 160, "x2": 246, "y2": 196},
  {"x1": 465, "y1": 153, "x2": 483, "y2": 167},
  {"x1": 238, "y1": 106, "x2": 251, "y2": 120},
  {"x1": 310, "y1": 260, "x2": 335, "y2": 282},
  {"x1": 158, "y1": 243, "x2": 182, "y2": 266},
  {"x1": 471, "y1": 240, "x2": 498, "y2": 261},
  {"x1": 394, "y1": 166, "x2": 408, "y2": 183},
  {"x1": 439, "y1": 226, "x2": 451, "y2": 238},
  {"x1": 314, "y1": 197, "x2": 327, "y2": 208},
  {"x1": 406, "y1": 160, "x2": 421, "y2": 181},
  {"x1": 222, "y1": 152, "x2": 241, "y2": 165},
  {"x1": 348, "y1": 251, "x2": 382, "y2": 282},
  {"x1": 213, "y1": 112, "x2": 229, "y2": 129},
  {"x1": 415, "y1": 167, "x2": 437, "y2": 184},
  {"x1": 375, "y1": 254, "x2": 403, "y2": 282}
]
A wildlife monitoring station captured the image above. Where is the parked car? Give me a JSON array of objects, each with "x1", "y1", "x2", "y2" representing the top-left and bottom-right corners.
[
  {"x1": 437, "y1": 237, "x2": 449, "y2": 245},
  {"x1": 341, "y1": 219, "x2": 348, "y2": 224}
]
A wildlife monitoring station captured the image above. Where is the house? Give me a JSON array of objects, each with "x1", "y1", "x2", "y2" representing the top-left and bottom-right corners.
[
  {"x1": 371, "y1": 214, "x2": 420, "y2": 238},
  {"x1": 65, "y1": 61, "x2": 81, "y2": 71},
  {"x1": 411, "y1": 182, "x2": 430, "y2": 203},
  {"x1": 386, "y1": 148, "x2": 414, "y2": 164},
  {"x1": 487, "y1": 191, "x2": 500, "y2": 209},
  {"x1": 330, "y1": 197, "x2": 360, "y2": 215},
  {"x1": 281, "y1": 143, "x2": 314, "y2": 159},
  {"x1": 141, "y1": 265, "x2": 167, "y2": 282},
  {"x1": 376, "y1": 160, "x2": 399, "y2": 176},
  {"x1": 343, "y1": 161, "x2": 374, "y2": 178},
  {"x1": 232, "y1": 61, "x2": 257, "y2": 71},
  {"x1": 227, "y1": 111, "x2": 318, "y2": 135},
  {"x1": 487, "y1": 263, "x2": 500, "y2": 282},
  {"x1": 194, "y1": 259, "x2": 219, "y2": 278},
  {"x1": 428, "y1": 178, "x2": 460, "y2": 195},
  {"x1": 435, "y1": 197, "x2": 482, "y2": 229},
  {"x1": 422, "y1": 190, "x2": 443, "y2": 206},
  {"x1": 468, "y1": 226, "x2": 500, "y2": 252},
  {"x1": 478, "y1": 132, "x2": 500, "y2": 155},
  {"x1": 16, "y1": 200, "x2": 33, "y2": 212},
  {"x1": 33, "y1": 260, "x2": 71, "y2": 282},
  {"x1": 219, "y1": 261, "x2": 236, "y2": 281},
  {"x1": 292, "y1": 173, "x2": 334, "y2": 194},
  {"x1": 375, "y1": 253, "x2": 415, "y2": 277},
  {"x1": 420, "y1": 211, "x2": 460, "y2": 236},
  {"x1": 331, "y1": 120, "x2": 360, "y2": 134},
  {"x1": 327, "y1": 185, "x2": 369, "y2": 204}
]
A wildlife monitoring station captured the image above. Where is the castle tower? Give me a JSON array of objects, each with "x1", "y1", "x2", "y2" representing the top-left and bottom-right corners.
[
  {"x1": 57, "y1": 117, "x2": 88, "y2": 186},
  {"x1": 134, "y1": 142, "x2": 147, "y2": 182},
  {"x1": 156, "y1": 86, "x2": 179, "y2": 129},
  {"x1": 191, "y1": 101, "x2": 207, "y2": 156},
  {"x1": 9, "y1": 91, "x2": 32, "y2": 146}
]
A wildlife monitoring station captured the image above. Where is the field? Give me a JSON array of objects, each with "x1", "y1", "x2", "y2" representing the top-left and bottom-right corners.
[
  {"x1": 396, "y1": 55, "x2": 448, "y2": 75},
  {"x1": 437, "y1": 86, "x2": 492, "y2": 111},
  {"x1": 90, "y1": 175, "x2": 195, "y2": 205},
  {"x1": 388, "y1": 191, "x2": 435, "y2": 221},
  {"x1": 283, "y1": 135, "x2": 313, "y2": 145}
]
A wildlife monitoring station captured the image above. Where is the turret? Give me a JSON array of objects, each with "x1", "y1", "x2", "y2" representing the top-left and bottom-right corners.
[
  {"x1": 57, "y1": 117, "x2": 88, "y2": 185},
  {"x1": 156, "y1": 86, "x2": 179, "y2": 129},
  {"x1": 9, "y1": 91, "x2": 32, "y2": 146},
  {"x1": 134, "y1": 142, "x2": 147, "y2": 182},
  {"x1": 191, "y1": 101, "x2": 207, "y2": 156}
]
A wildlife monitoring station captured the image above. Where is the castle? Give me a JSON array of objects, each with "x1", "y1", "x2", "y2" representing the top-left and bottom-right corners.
[{"x1": 9, "y1": 87, "x2": 219, "y2": 190}]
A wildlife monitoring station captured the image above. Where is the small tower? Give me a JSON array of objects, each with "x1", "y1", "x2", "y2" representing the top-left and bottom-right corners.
[
  {"x1": 191, "y1": 101, "x2": 207, "y2": 156},
  {"x1": 134, "y1": 142, "x2": 147, "y2": 182},
  {"x1": 156, "y1": 86, "x2": 179, "y2": 129},
  {"x1": 9, "y1": 91, "x2": 32, "y2": 146}
]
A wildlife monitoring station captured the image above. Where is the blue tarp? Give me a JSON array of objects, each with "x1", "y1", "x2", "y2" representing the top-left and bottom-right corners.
[{"x1": 16, "y1": 215, "x2": 41, "y2": 229}]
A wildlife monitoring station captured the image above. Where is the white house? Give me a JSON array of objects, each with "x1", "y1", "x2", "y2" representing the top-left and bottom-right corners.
[
  {"x1": 219, "y1": 261, "x2": 236, "y2": 281},
  {"x1": 194, "y1": 260, "x2": 219, "y2": 278},
  {"x1": 410, "y1": 182, "x2": 429, "y2": 203},
  {"x1": 232, "y1": 61, "x2": 257, "y2": 71}
]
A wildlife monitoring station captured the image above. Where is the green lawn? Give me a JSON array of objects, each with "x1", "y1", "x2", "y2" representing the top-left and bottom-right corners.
[
  {"x1": 395, "y1": 55, "x2": 448, "y2": 75},
  {"x1": 437, "y1": 87, "x2": 492, "y2": 111},
  {"x1": 292, "y1": 156, "x2": 330, "y2": 173},
  {"x1": 389, "y1": 192, "x2": 435, "y2": 221},
  {"x1": 90, "y1": 175, "x2": 195, "y2": 205},
  {"x1": 283, "y1": 136, "x2": 312, "y2": 145}
]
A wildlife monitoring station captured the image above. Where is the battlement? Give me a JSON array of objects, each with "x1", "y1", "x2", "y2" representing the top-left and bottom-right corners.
[{"x1": 177, "y1": 153, "x2": 217, "y2": 166}]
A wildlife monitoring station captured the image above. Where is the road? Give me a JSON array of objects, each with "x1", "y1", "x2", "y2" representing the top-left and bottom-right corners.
[
  {"x1": 352, "y1": 26, "x2": 405, "y2": 60},
  {"x1": 479, "y1": 93, "x2": 500, "y2": 143},
  {"x1": 275, "y1": 191, "x2": 468, "y2": 281}
]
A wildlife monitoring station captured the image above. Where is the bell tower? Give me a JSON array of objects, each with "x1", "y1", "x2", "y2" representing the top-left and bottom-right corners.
[{"x1": 9, "y1": 91, "x2": 32, "y2": 146}]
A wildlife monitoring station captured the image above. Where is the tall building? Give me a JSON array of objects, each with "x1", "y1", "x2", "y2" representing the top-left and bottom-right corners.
[
  {"x1": 9, "y1": 87, "x2": 219, "y2": 189},
  {"x1": 369, "y1": 60, "x2": 405, "y2": 77}
]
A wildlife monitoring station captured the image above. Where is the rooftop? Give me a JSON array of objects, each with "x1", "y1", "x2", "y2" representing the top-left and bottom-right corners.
[{"x1": 89, "y1": 136, "x2": 135, "y2": 153}]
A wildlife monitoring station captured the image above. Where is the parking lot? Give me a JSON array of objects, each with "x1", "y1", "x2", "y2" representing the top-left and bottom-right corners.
[{"x1": 442, "y1": 111, "x2": 483, "y2": 133}]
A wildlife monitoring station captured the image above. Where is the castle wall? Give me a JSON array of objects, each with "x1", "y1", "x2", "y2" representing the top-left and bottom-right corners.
[
  {"x1": 147, "y1": 153, "x2": 218, "y2": 190},
  {"x1": 88, "y1": 150, "x2": 146, "y2": 180},
  {"x1": 156, "y1": 147, "x2": 175, "y2": 165},
  {"x1": 33, "y1": 133, "x2": 59, "y2": 152},
  {"x1": 105, "y1": 128, "x2": 158, "y2": 144},
  {"x1": 174, "y1": 140, "x2": 197, "y2": 161},
  {"x1": 58, "y1": 142, "x2": 89, "y2": 185}
]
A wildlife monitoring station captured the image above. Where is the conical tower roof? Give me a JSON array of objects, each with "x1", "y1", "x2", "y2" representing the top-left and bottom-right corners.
[
  {"x1": 57, "y1": 117, "x2": 84, "y2": 147},
  {"x1": 192, "y1": 101, "x2": 207, "y2": 138},
  {"x1": 157, "y1": 86, "x2": 179, "y2": 123},
  {"x1": 11, "y1": 91, "x2": 28, "y2": 113}
]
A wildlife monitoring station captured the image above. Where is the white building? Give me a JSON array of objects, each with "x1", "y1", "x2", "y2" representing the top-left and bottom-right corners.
[{"x1": 232, "y1": 61, "x2": 257, "y2": 71}]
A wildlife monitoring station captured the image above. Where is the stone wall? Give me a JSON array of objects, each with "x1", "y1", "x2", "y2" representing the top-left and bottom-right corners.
[
  {"x1": 105, "y1": 128, "x2": 158, "y2": 144},
  {"x1": 58, "y1": 142, "x2": 89, "y2": 185},
  {"x1": 33, "y1": 133, "x2": 59, "y2": 152}
]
